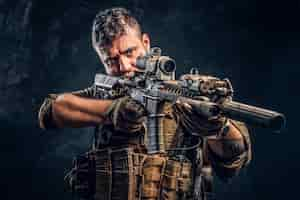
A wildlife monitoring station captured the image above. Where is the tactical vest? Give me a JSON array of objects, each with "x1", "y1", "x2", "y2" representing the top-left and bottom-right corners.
[{"x1": 64, "y1": 103, "x2": 214, "y2": 200}]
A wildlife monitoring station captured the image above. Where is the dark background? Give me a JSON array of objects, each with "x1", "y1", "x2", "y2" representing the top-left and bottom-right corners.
[{"x1": 0, "y1": 0, "x2": 299, "y2": 199}]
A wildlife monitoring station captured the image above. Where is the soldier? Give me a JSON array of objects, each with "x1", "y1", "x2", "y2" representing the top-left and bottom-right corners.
[{"x1": 38, "y1": 7, "x2": 251, "y2": 200}]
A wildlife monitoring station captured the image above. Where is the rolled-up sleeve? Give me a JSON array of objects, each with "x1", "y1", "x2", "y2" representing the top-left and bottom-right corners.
[
  {"x1": 38, "y1": 87, "x2": 96, "y2": 130},
  {"x1": 205, "y1": 120, "x2": 252, "y2": 181},
  {"x1": 38, "y1": 94, "x2": 59, "y2": 130}
]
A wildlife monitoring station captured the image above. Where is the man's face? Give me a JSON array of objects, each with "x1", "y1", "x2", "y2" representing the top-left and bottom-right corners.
[{"x1": 96, "y1": 27, "x2": 150, "y2": 76}]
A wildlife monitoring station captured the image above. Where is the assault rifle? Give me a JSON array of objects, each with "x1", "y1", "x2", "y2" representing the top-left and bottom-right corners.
[{"x1": 94, "y1": 48, "x2": 285, "y2": 154}]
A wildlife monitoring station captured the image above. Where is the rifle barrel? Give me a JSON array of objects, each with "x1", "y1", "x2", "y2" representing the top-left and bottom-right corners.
[{"x1": 221, "y1": 101, "x2": 286, "y2": 132}]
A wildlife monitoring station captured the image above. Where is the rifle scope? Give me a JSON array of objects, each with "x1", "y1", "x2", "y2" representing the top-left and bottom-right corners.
[{"x1": 136, "y1": 53, "x2": 176, "y2": 74}]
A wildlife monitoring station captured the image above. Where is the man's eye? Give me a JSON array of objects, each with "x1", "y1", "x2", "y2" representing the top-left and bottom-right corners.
[{"x1": 125, "y1": 49, "x2": 134, "y2": 57}]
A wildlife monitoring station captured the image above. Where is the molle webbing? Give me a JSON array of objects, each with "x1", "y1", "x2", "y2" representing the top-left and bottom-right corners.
[
  {"x1": 94, "y1": 147, "x2": 147, "y2": 200},
  {"x1": 66, "y1": 146, "x2": 194, "y2": 200}
]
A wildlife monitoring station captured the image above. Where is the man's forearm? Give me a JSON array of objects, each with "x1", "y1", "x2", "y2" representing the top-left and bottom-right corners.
[{"x1": 52, "y1": 94, "x2": 113, "y2": 128}]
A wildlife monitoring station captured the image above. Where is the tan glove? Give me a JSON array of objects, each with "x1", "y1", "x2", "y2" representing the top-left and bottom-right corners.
[{"x1": 104, "y1": 96, "x2": 146, "y2": 133}]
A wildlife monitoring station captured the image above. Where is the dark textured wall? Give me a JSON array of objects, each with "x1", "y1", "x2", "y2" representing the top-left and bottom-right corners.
[{"x1": 1, "y1": 0, "x2": 299, "y2": 199}]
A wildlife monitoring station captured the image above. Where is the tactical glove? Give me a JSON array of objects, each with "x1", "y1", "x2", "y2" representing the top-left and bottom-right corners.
[
  {"x1": 174, "y1": 74, "x2": 232, "y2": 137},
  {"x1": 173, "y1": 101, "x2": 227, "y2": 137},
  {"x1": 104, "y1": 96, "x2": 146, "y2": 133}
]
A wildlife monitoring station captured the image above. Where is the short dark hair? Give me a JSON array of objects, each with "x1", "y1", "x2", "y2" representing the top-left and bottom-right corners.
[{"x1": 92, "y1": 7, "x2": 142, "y2": 50}]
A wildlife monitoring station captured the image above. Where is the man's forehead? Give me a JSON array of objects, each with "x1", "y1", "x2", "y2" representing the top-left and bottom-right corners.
[
  {"x1": 99, "y1": 45, "x2": 121, "y2": 59},
  {"x1": 99, "y1": 31, "x2": 140, "y2": 57}
]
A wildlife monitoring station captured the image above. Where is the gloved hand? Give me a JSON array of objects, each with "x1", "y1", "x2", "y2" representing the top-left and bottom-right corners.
[
  {"x1": 175, "y1": 74, "x2": 232, "y2": 137},
  {"x1": 174, "y1": 99, "x2": 227, "y2": 137},
  {"x1": 104, "y1": 96, "x2": 146, "y2": 133}
]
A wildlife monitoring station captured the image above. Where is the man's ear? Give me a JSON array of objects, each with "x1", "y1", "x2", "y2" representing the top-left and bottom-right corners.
[{"x1": 142, "y1": 33, "x2": 150, "y2": 51}]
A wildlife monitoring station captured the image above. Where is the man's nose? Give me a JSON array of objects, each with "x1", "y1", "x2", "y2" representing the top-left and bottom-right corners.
[{"x1": 119, "y1": 56, "x2": 134, "y2": 73}]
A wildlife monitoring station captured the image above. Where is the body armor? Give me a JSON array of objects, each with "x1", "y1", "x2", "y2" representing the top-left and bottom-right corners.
[{"x1": 65, "y1": 102, "x2": 207, "y2": 200}]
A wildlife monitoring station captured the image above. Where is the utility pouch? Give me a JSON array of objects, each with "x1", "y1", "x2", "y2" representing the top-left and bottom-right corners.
[
  {"x1": 141, "y1": 155, "x2": 167, "y2": 200},
  {"x1": 161, "y1": 158, "x2": 193, "y2": 200},
  {"x1": 65, "y1": 146, "x2": 147, "y2": 200}
]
